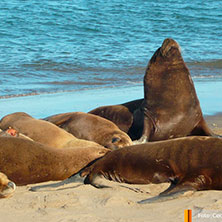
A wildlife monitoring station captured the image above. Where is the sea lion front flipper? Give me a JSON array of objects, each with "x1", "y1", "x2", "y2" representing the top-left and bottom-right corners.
[
  {"x1": 190, "y1": 118, "x2": 214, "y2": 136},
  {"x1": 137, "y1": 109, "x2": 155, "y2": 143},
  {"x1": 84, "y1": 173, "x2": 111, "y2": 188}
]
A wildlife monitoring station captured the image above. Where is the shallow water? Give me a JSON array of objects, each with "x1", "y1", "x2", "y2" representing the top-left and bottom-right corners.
[{"x1": 0, "y1": 1, "x2": 222, "y2": 115}]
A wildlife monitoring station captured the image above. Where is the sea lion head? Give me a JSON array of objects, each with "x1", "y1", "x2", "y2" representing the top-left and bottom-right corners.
[
  {"x1": 160, "y1": 38, "x2": 181, "y2": 57},
  {"x1": 102, "y1": 131, "x2": 133, "y2": 150},
  {"x1": 144, "y1": 38, "x2": 197, "y2": 108},
  {"x1": 0, "y1": 172, "x2": 16, "y2": 198}
]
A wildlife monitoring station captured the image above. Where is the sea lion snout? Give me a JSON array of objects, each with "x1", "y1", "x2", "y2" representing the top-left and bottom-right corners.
[
  {"x1": 105, "y1": 134, "x2": 133, "y2": 150},
  {"x1": 0, "y1": 172, "x2": 16, "y2": 198},
  {"x1": 7, "y1": 181, "x2": 16, "y2": 190},
  {"x1": 160, "y1": 38, "x2": 181, "y2": 57}
]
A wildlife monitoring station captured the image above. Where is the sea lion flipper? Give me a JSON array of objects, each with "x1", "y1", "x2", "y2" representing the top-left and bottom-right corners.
[
  {"x1": 190, "y1": 118, "x2": 214, "y2": 136},
  {"x1": 138, "y1": 183, "x2": 196, "y2": 204},
  {"x1": 138, "y1": 189, "x2": 193, "y2": 204},
  {"x1": 84, "y1": 173, "x2": 111, "y2": 188},
  {"x1": 137, "y1": 107, "x2": 156, "y2": 142}
]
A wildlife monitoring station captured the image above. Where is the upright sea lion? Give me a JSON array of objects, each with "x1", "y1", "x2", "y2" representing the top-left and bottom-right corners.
[
  {"x1": 139, "y1": 38, "x2": 213, "y2": 141},
  {"x1": 0, "y1": 112, "x2": 104, "y2": 149},
  {"x1": 81, "y1": 136, "x2": 222, "y2": 201},
  {"x1": 0, "y1": 137, "x2": 109, "y2": 185},
  {"x1": 0, "y1": 172, "x2": 16, "y2": 198},
  {"x1": 44, "y1": 112, "x2": 133, "y2": 149},
  {"x1": 89, "y1": 39, "x2": 213, "y2": 141}
]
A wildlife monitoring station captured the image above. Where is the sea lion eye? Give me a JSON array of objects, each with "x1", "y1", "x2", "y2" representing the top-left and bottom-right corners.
[{"x1": 112, "y1": 137, "x2": 120, "y2": 143}]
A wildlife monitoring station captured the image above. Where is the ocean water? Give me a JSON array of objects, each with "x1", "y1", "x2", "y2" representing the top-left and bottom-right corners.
[{"x1": 0, "y1": 1, "x2": 222, "y2": 115}]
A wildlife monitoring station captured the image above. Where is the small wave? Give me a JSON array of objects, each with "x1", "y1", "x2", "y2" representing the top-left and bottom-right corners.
[
  {"x1": 193, "y1": 74, "x2": 222, "y2": 80},
  {"x1": 39, "y1": 80, "x2": 105, "y2": 86},
  {"x1": 0, "y1": 92, "x2": 41, "y2": 99},
  {"x1": 0, "y1": 86, "x2": 115, "y2": 99},
  {"x1": 187, "y1": 59, "x2": 222, "y2": 69}
]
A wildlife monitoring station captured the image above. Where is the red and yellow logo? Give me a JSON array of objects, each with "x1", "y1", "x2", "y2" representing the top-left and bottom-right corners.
[{"x1": 184, "y1": 209, "x2": 192, "y2": 222}]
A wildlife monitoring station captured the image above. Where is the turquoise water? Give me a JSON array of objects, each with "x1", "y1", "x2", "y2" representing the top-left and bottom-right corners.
[{"x1": 0, "y1": 1, "x2": 222, "y2": 114}]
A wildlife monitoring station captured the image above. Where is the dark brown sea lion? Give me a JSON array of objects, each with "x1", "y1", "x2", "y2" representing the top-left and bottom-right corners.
[
  {"x1": 89, "y1": 39, "x2": 213, "y2": 141},
  {"x1": 44, "y1": 112, "x2": 133, "y2": 149},
  {"x1": 89, "y1": 99, "x2": 143, "y2": 135},
  {"x1": 81, "y1": 136, "x2": 222, "y2": 202},
  {"x1": 0, "y1": 137, "x2": 109, "y2": 185},
  {"x1": 0, "y1": 112, "x2": 104, "y2": 149},
  {"x1": 0, "y1": 172, "x2": 16, "y2": 198},
  {"x1": 139, "y1": 38, "x2": 213, "y2": 141}
]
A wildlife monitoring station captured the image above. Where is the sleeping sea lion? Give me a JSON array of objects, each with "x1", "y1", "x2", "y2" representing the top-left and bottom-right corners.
[
  {"x1": 89, "y1": 38, "x2": 213, "y2": 141},
  {"x1": 0, "y1": 172, "x2": 16, "y2": 198},
  {"x1": 0, "y1": 112, "x2": 104, "y2": 149},
  {"x1": 89, "y1": 99, "x2": 143, "y2": 135},
  {"x1": 0, "y1": 137, "x2": 109, "y2": 185},
  {"x1": 81, "y1": 136, "x2": 222, "y2": 202},
  {"x1": 44, "y1": 112, "x2": 132, "y2": 149}
]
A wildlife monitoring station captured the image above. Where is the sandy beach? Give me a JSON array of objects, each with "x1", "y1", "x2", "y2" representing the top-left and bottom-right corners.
[
  {"x1": 1, "y1": 85, "x2": 221, "y2": 220},
  {"x1": 0, "y1": 114, "x2": 221, "y2": 222},
  {"x1": 0, "y1": 87, "x2": 222, "y2": 222}
]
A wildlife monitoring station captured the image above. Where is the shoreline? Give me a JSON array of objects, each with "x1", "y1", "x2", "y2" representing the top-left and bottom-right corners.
[{"x1": 0, "y1": 79, "x2": 222, "y2": 119}]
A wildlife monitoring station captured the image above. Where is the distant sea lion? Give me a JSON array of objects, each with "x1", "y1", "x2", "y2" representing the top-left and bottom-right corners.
[
  {"x1": 0, "y1": 112, "x2": 104, "y2": 149},
  {"x1": 81, "y1": 136, "x2": 222, "y2": 201},
  {"x1": 89, "y1": 39, "x2": 213, "y2": 141},
  {"x1": 0, "y1": 172, "x2": 16, "y2": 198},
  {"x1": 0, "y1": 137, "x2": 109, "y2": 185},
  {"x1": 44, "y1": 112, "x2": 133, "y2": 149}
]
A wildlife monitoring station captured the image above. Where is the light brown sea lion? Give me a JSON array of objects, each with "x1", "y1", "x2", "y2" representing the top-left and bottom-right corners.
[
  {"x1": 81, "y1": 136, "x2": 222, "y2": 202},
  {"x1": 0, "y1": 172, "x2": 16, "y2": 198},
  {"x1": 0, "y1": 137, "x2": 109, "y2": 185},
  {"x1": 89, "y1": 38, "x2": 213, "y2": 141},
  {"x1": 0, "y1": 112, "x2": 104, "y2": 149},
  {"x1": 44, "y1": 112, "x2": 133, "y2": 149}
]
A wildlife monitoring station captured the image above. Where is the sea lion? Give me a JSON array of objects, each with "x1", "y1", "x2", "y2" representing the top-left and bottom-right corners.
[
  {"x1": 0, "y1": 137, "x2": 109, "y2": 185},
  {"x1": 0, "y1": 172, "x2": 16, "y2": 198},
  {"x1": 139, "y1": 38, "x2": 213, "y2": 141},
  {"x1": 0, "y1": 112, "x2": 104, "y2": 149},
  {"x1": 89, "y1": 39, "x2": 213, "y2": 141},
  {"x1": 44, "y1": 112, "x2": 133, "y2": 149},
  {"x1": 81, "y1": 136, "x2": 222, "y2": 201},
  {"x1": 89, "y1": 99, "x2": 144, "y2": 139}
]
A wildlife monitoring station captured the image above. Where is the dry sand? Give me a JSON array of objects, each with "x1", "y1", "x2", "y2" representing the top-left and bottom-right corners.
[{"x1": 0, "y1": 114, "x2": 222, "y2": 222}]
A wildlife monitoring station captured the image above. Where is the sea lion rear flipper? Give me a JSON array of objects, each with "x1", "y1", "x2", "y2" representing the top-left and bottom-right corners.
[{"x1": 138, "y1": 182, "x2": 196, "y2": 204}]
